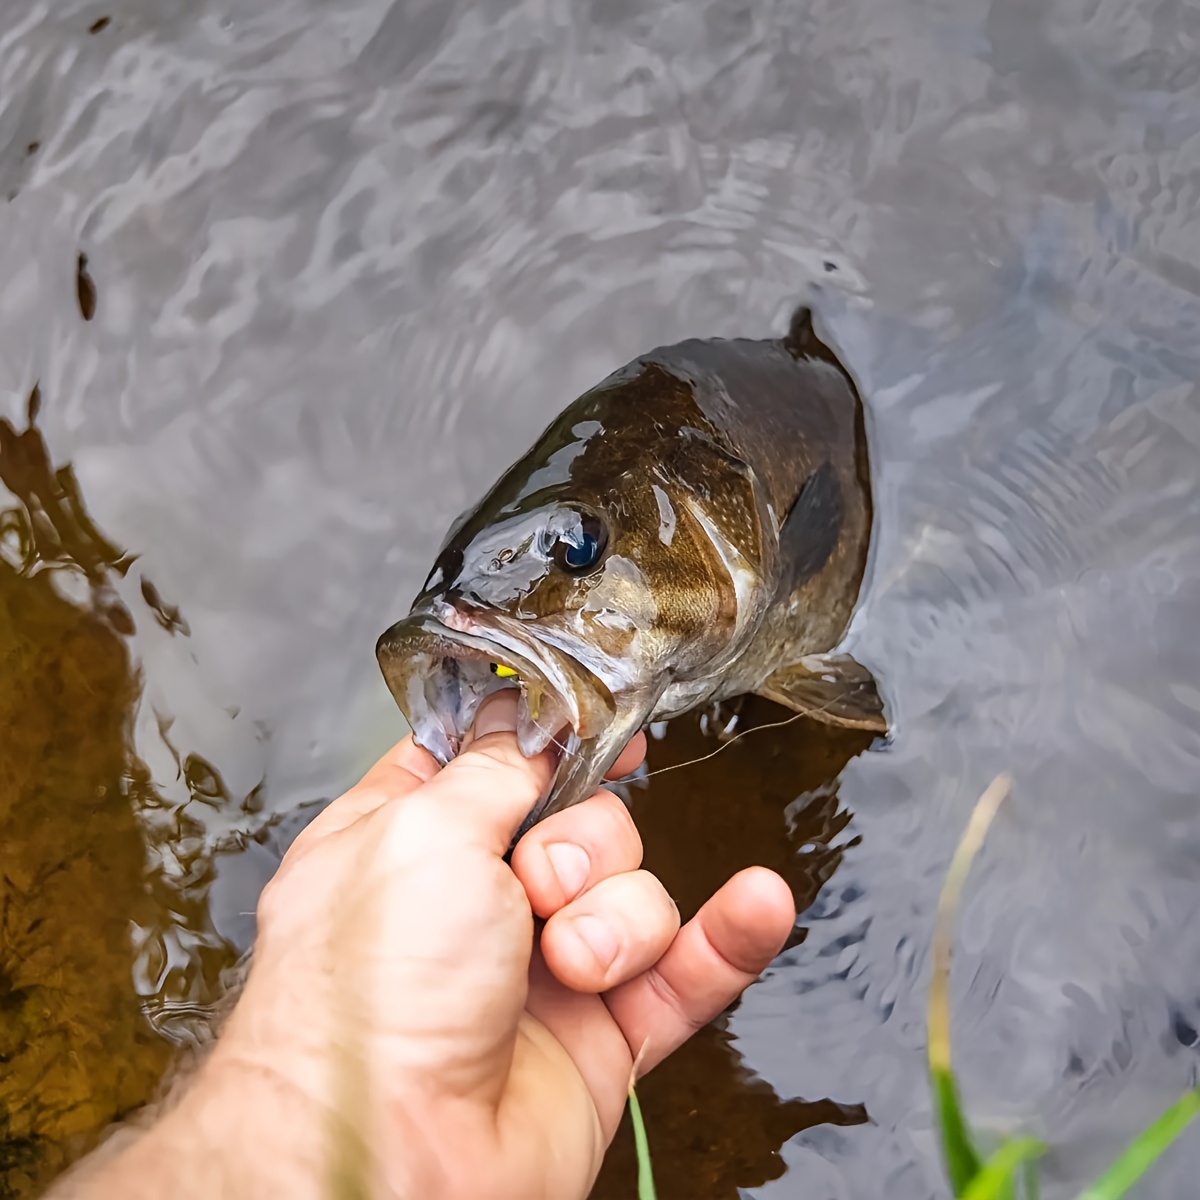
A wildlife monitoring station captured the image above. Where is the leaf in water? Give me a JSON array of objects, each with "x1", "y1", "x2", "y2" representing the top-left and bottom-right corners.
[
  {"x1": 960, "y1": 1138, "x2": 1048, "y2": 1200},
  {"x1": 1075, "y1": 1088, "x2": 1200, "y2": 1200},
  {"x1": 139, "y1": 575, "x2": 191, "y2": 636},
  {"x1": 76, "y1": 252, "x2": 96, "y2": 320}
]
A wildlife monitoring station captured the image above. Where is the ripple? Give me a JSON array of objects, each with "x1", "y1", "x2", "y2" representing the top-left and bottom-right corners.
[{"x1": 3, "y1": 0, "x2": 1200, "y2": 1195}]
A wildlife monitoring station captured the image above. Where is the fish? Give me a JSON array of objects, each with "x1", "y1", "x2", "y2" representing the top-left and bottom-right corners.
[{"x1": 376, "y1": 306, "x2": 886, "y2": 835}]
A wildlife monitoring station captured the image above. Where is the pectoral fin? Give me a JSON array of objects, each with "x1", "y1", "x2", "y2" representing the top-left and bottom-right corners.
[
  {"x1": 777, "y1": 460, "x2": 843, "y2": 596},
  {"x1": 756, "y1": 652, "x2": 887, "y2": 733}
]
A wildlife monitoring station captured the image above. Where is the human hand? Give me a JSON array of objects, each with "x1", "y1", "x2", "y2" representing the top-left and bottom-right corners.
[{"x1": 59, "y1": 691, "x2": 794, "y2": 1200}]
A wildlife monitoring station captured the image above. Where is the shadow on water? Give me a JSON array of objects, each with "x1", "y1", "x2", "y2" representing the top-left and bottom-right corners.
[{"x1": 594, "y1": 700, "x2": 876, "y2": 1199}]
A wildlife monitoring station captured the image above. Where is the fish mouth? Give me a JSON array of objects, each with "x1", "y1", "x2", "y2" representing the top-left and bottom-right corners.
[{"x1": 376, "y1": 605, "x2": 647, "y2": 834}]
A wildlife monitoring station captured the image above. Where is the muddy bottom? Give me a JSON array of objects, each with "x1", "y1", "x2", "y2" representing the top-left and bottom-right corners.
[
  {"x1": 594, "y1": 705, "x2": 877, "y2": 1199},
  {"x1": 0, "y1": 424, "x2": 241, "y2": 1198},
  {"x1": 0, "y1": 555, "x2": 173, "y2": 1199}
]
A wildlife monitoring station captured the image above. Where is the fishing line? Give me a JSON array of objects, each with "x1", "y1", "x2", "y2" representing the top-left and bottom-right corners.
[
  {"x1": 502, "y1": 679, "x2": 872, "y2": 783},
  {"x1": 638, "y1": 685, "x2": 883, "y2": 779},
  {"x1": 553, "y1": 697, "x2": 845, "y2": 779},
  {"x1": 638, "y1": 709, "x2": 810, "y2": 779}
]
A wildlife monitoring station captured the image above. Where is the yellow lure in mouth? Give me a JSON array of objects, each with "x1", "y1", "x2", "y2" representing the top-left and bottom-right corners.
[{"x1": 489, "y1": 662, "x2": 539, "y2": 722}]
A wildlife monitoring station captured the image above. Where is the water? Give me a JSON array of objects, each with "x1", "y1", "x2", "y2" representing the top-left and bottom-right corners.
[{"x1": 2, "y1": 0, "x2": 1199, "y2": 1195}]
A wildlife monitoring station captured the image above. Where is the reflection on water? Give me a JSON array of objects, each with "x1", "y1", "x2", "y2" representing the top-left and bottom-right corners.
[
  {"x1": 598, "y1": 1022, "x2": 868, "y2": 1199},
  {"x1": 3, "y1": 0, "x2": 1200, "y2": 1196},
  {"x1": 0, "y1": 387, "x2": 130, "y2": 592},
  {"x1": 0, "y1": 398, "x2": 258, "y2": 1195},
  {"x1": 0, "y1": 398, "x2": 169, "y2": 1197}
]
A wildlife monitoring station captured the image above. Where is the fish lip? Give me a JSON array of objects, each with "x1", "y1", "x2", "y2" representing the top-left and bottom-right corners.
[{"x1": 375, "y1": 605, "x2": 618, "y2": 767}]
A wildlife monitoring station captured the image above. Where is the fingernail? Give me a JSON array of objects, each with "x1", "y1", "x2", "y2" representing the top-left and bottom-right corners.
[
  {"x1": 545, "y1": 842, "x2": 590, "y2": 899},
  {"x1": 571, "y1": 914, "x2": 618, "y2": 970},
  {"x1": 472, "y1": 691, "x2": 519, "y2": 738}
]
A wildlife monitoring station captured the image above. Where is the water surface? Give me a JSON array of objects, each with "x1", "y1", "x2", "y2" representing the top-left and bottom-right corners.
[{"x1": 2, "y1": 0, "x2": 1200, "y2": 1196}]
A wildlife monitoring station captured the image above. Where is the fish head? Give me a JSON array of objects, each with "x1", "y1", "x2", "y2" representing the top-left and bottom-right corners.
[{"x1": 376, "y1": 363, "x2": 774, "y2": 829}]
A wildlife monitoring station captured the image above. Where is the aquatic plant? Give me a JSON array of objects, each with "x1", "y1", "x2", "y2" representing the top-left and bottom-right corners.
[
  {"x1": 627, "y1": 1081, "x2": 657, "y2": 1200},
  {"x1": 625, "y1": 772, "x2": 1200, "y2": 1199},
  {"x1": 928, "y1": 776, "x2": 1200, "y2": 1200}
]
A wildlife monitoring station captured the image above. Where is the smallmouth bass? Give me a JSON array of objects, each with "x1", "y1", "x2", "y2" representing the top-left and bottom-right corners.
[{"x1": 377, "y1": 307, "x2": 885, "y2": 833}]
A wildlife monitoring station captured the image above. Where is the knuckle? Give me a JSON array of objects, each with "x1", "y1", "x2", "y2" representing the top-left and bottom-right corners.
[{"x1": 644, "y1": 966, "x2": 705, "y2": 1036}]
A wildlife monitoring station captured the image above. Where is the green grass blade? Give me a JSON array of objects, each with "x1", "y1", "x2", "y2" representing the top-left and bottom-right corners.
[
  {"x1": 628, "y1": 1084, "x2": 657, "y2": 1200},
  {"x1": 932, "y1": 1065, "x2": 985, "y2": 1193},
  {"x1": 1020, "y1": 1152, "x2": 1042, "y2": 1200},
  {"x1": 928, "y1": 775, "x2": 1011, "y2": 1194},
  {"x1": 960, "y1": 1138, "x2": 1048, "y2": 1200},
  {"x1": 1076, "y1": 1088, "x2": 1200, "y2": 1200}
]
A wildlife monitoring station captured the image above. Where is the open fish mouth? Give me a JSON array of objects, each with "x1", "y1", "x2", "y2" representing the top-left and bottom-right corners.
[{"x1": 376, "y1": 606, "x2": 626, "y2": 829}]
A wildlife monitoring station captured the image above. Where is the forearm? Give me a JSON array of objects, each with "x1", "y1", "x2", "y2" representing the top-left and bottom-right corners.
[{"x1": 44, "y1": 1055, "x2": 338, "y2": 1200}]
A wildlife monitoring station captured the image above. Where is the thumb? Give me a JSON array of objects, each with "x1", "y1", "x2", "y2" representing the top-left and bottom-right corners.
[{"x1": 414, "y1": 690, "x2": 557, "y2": 856}]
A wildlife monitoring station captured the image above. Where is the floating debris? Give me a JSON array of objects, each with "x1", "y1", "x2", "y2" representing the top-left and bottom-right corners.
[
  {"x1": 140, "y1": 576, "x2": 191, "y2": 637},
  {"x1": 76, "y1": 252, "x2": 96, "y2": 320}
]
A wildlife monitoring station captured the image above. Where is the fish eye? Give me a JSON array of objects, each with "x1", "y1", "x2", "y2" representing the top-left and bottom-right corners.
[{"x1": 551, "y1": 512, "x2": 608, "y2": 575}]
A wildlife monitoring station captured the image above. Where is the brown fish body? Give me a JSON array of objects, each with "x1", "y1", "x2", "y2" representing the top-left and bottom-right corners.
[{"x1": 377, "y1": 307, "x2": 883, "y2": 831}]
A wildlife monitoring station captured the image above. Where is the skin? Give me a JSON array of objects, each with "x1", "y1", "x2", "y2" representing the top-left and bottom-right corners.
[
  {"x1": 378, "y1": 308, "x2": 882, "y2": 827},
  {"x1": 48, "y1": 692, "x2": 795, "y2": 1200}
]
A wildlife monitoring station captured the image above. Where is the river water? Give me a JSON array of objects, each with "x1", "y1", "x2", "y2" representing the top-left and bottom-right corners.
[{"x1": 2, "y1": 0, "x2": 1199, "y2": 1196}]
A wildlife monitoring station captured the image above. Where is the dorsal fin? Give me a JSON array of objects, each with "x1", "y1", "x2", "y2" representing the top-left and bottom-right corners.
[
  {"x1": 784, "y1": 306, "x2": 818, "y2": 356},
  {"x1": 782, "y1": 305, "x2": 842, "y2": 370}
]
